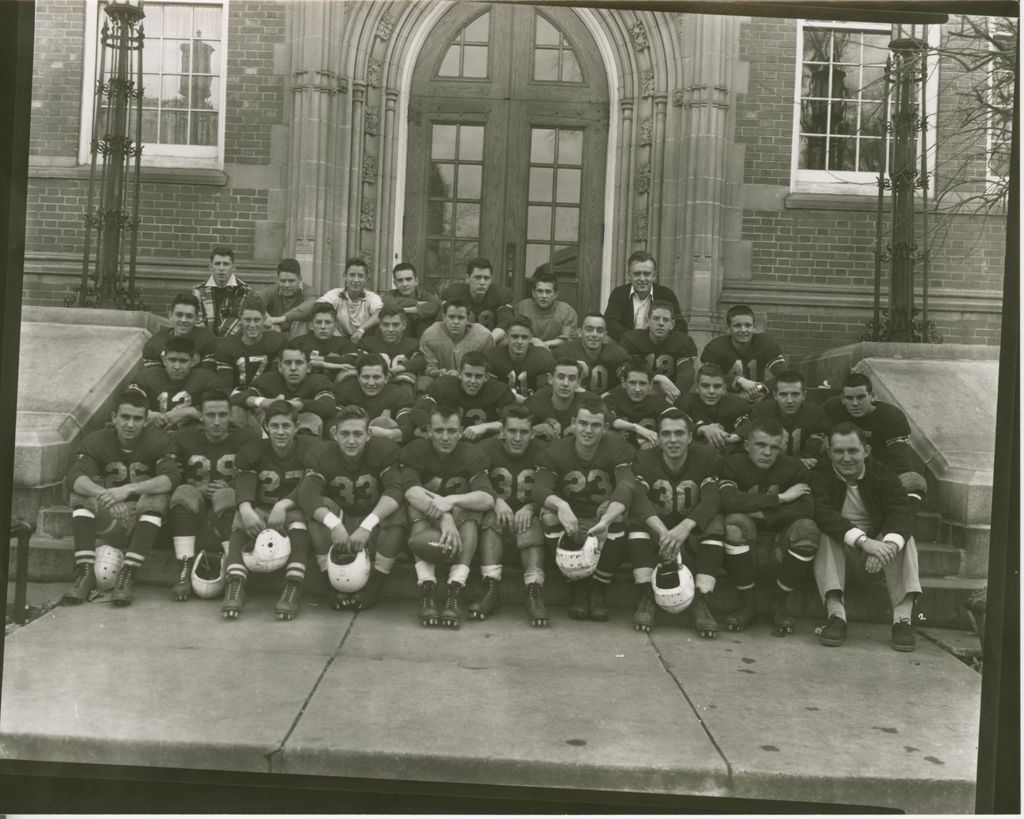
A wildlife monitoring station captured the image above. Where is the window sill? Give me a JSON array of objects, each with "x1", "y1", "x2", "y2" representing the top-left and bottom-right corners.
[
  {"x1": 785, "y1": 192, "x2": 879, "y2": 212},
  {"x1": 29, "y1": 161, "x2": 228, "y2": 187}
]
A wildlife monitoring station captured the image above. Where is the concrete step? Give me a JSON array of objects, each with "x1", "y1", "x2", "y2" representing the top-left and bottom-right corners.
[
  {"x1": 9, "y1": 535, "x2": 984, "y2": 630},
  {"x1": 913, "y1": 510, "x2": 946, "y2": 543},
  {"x1": 917, "y1": 541, "x2": 963, "y2": 577}
]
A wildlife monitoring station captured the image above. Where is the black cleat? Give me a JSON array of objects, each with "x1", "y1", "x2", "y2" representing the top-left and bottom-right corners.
[
  {"x1": 691, "y1": 591, "x2": 718, "y2": 639},
  {"x1": 818, "y1": 615, "x2": 848, "y2": 647},
  {"x1": 221, "y1": 574, "x2": 246, "y2": 619},
  {"x1": 568, "y1": 579, "x2": 590, "y2": 620},
  {"x1": 275, "y1": 578, "x2": 303, "y2": 621},
  {"x1": 441, "y1": 581, "x2": 466, "y2": 628},
  {"x1": 172, "y1": 556, "x2": 195, "y2": 602},
  {"x1": 588, "y1": 580, "x2": 610, "y2": 622},
  {"x1": 525, "y1": 582, "x2": 548, "y2": 627},
  {"x1": 418, "y1": 580, "x2": 440, "y2": 627},
  {"x1": 332, "y1": 591, "x2": 357, "y2": 611},
  {"x1": 891, "y1": 619, "x2": 916, "y2": 652},
  {"x1": 353, "y1": 568, "x2": 387, "y2": 610},
  {"x1": 110, "y1": 564, "x2": 139, "y2": 607},
  {"x1": 63, "y1": 563, "x2": 97, "y2": 605},
  {"x1": 633, "y1": 584, "x2": 656, "y2": 633},
  {"x1": 469, "y1": 577, "x2": 501, "y2": 620},
  {"x1": 724, "y1": 589, "x2": 756, "y2": 632},
  {"x1": 770, "y1": 592, "x2": 796, "y2": 635}
]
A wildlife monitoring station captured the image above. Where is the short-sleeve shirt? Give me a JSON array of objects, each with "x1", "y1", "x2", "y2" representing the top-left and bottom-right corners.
[
  {"x1": 478, "y1": 438, "x2": 542, "y2": 511},
  {"x1": 215, "y1": 332, "x2": 286, "y2": 388},
  {"x1": 234, "y1": 437, "x2": 317, "y2": 508},
  {"x1": 174, "y1": 426, "x2": 259, "y2": 490},
  {"x1": 67, "y1": 427, "x2": 181, "y2": 492},
  {"x1": 301, "y1": 438, "x2": 405, "y2": 516},
  {"x1": 486, "y1": 345, "x2": 554, "y2": 397},
  {"x1": 558, "y1": 339, "x2": 631, "y2": 395},
  {"x1": 400, "y1": 439, "x2": 494, "y2": 497},
  {"x1": 631, "y1": 445, "x2": 722, "y2": 529},
  {"x1": 533, "y1": 434, "x2": 636, "y2": 519},
  {"x1": 621, "y1": 330, "x2": 699, "y2": 382},
  {"x1": 318, "y1": 288, "x2": 385, "y2": 336},
  {"x1": 701, "y1": 333, "x2": 786, "y2": 386}
]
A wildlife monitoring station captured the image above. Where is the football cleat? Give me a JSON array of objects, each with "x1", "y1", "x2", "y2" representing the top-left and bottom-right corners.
[
  {"x1": 441, "y1": 581, "x2": 466, "y2": 628},
  {"x1": 242, "y1": 529, "x2": 291, "y2": 573},
  {"x1": 93, "y1": 546, "x2": 124, "y2": 593},
  {"x1": 633, "y1": 584, "x2": 657, "y2": 633},
  {"x1": 525, "y1": 582, "x2": 548, "y2": 627},
  {"x1": 274, "y1": 578, "x2": 303, "y2": 621},
  {"x1": 172, "y1": 556, "x2": 196, "y2": 602},
  {"x1": 770, "y1": 592, "x2": 796, "y2": 635},
  {"x1": 63, "y1": 562, "x2": 98, "y2": 605},
  {"x1": 691, "y1": 591, "x2": 718, "y2": 639},
  {"x1": 568, "y1": 579, "x2": 590, "y2": 620},
  {"x1": 588, "y1": 580, "x2": 610, "y2": 622},
  {"x1": 332, "y1": 591, "x2": 357, "y2": 611},
  {"x1": 469, "y1": 577, "x2": 500, "y2": 620},
  {"x1": 221, "y1": 574, "x2": 246, "y2": 619},
  {"x1": 353, "y1": 568, "x2": 388, "y2": 611},
  {"x1": 724, "y1": 589, "x2": 756, "y2": 632},
  {"x1": 418, "y1": 580, "x2": 440, "y2": 627},
  {"x1": 110, "y1": 563, "x2": 139, "y2": 607},
  {"x1": 818, "y1": 614, "x2": 847, "y2": 647}
]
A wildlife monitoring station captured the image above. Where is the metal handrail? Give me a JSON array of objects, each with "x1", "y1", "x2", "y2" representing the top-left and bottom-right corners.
[{"x1": 9, "y1": 519, "x2": 37, "y2": 626}]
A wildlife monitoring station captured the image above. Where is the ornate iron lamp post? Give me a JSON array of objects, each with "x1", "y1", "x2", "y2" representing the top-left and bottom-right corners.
[{"x1": 70, "y1": 0, "x2": 147, "y2": 310}]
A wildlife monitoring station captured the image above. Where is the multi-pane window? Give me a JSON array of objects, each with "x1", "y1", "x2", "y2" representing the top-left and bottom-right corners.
[
  {"x1": 533, "y1": 13, "x2": 582, "y2": 83},
  {"x1": 525, "y1": 127, "x2": 582, "y2": 284},
  {"x1": 438, "y1": 12, "x2": 490, "y2": 79}
]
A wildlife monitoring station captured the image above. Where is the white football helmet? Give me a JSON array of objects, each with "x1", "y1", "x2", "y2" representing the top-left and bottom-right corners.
[
  {"x1": 554, "y1": 533, "x2": 604, "y2": 581},
  {"x1": 652, "y1": 555, "x2": 695, "y2": 614},
  {"x1": 191, "y1": 550, "x2": 227, "y2": 599},
  {"x1": 326, "y1": 545, "x2": 371, "y2": 593},
  {"x1": 242, "y1": 529, "x2": 291, "y2": 573},
  {"x1": 93, "y1": 545, "x2": 124, "y2": 591}
]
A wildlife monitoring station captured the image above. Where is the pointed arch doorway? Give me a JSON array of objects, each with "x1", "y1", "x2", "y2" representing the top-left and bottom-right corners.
[{"x1": 403, "y1": 4, "x2": 609, "y2": 314}]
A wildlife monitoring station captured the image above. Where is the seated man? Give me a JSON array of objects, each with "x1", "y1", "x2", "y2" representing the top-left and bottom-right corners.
[
  {"x1": 142, "y1": 293, "x2": 218, "y2": 370},
  {"x1": 532, "y1": 398, "x2": 637, "y2": 622},
  {"x1": 601, "y1": 251, "x2": 680, "y2": 342},
  {"x1": 61, "y1": 391, "x2": 181, "y2": 607},
  {"x1": 621, "y1": 301, "x2": 698, "y2": 401},
  {"x1": 214, "y1": 295, "x2": 286, "y2": 393},
  {"x1": 746, "y1": 370, "x2": 831, "y2": 468},
  {"x1": 514, "y1": 271, "x2": 579, "y2": 350},
  {"x1": 700, "y1": 304, "x2": 786, "y2": 401},
  {"x1": 222, "y1": 401, "x2": 316, "y2": 621},
  {"x1": 474, "y1": 405, "x2": 548, "y2": 626},
  {"x1": 307, "y1": 257, "x2": 384, "y2": 343},
  {"x1": 419, "y1": 298, "x2": 495, "y2": 382},
  {"x1": 559, "y1": 312, "x2": 631, "y2": 396},
  {"x1": 380, "y1": 262, "x2": 440, "y2": 339},
  {"x1": 443, "y1": 257, "x2": 514, "y2": 343},
  {"x1": 333, "y1": 353, "x2": 416, "y2": 444},
  {"x1": 411, "y1": 352, "x2": 516, "y2": 442},
  {"x1": 262, "y1": 258, "x2": 318, "y2": 337},
  {"x1": 485, "y1": 316, "x2": 554, "y2": 402},
  {"x1": 822, "y1": 372, "x2": 928, "y2": 510},
  {"x1": 192, "y1": 245, "x2": 252, "y2": 337},
  {"x1": 811, "y1": 422, "x2": 922, "y2": 652},
  {"x1": 299, "y1": 302, "x2": 360, "y2": 382},
  {"x1": 402, "y1": 405, "x2": 496, "y2": 628},
  {"x1": 524, "y1": 358, "x2": 600, "y2": 441},
  {"x1": 718, "y1": 417, "x2": 819, "y2": 635},
  {"x1": 129, "y1": 335, "x2": 221, "y2": 430},
  {"x1": 230, "y1": 343, "x2": 336, "y2": 437},
  {"x1": 605, "y1": 360, "x2": 673, "y2": 450},
  {"x1": 298, "y1": 405, "x2": 408, "y2": 612},
  {"x1": 359, "y1": 306, "x2": 428, "y2": 396},
  {"x1": 168, "y1": 390, "x2": 258, "y2": 601},
  {"x1": 630, "y1": 408, "x2": 724, "y2": 636},
  {"x1": 678, "y1": 363, "x2": 751, "y2": 453}
]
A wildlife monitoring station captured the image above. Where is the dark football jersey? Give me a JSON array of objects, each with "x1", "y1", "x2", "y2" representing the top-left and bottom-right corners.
[
  {"x1": 298, "y1": 334, "x2": 359, "y2": 378},
  {"x1": 333, "y1": 381, "x2": 412, "y2": 426},
  {"x1": 174, "y1": 426, "x2": 259, "y2": 490},
  {"x1": 749, "y1": 399, "x2": 831, "y2": 460},
  {"x1": 604, "y1": 386, "x2": 672, "y2": 433},
  {"x1": 67, "y1": 426, "x2": 181, "y2": 491},
  {"x1": 215, "y1": 332, "x2": 286, "y2": 389},
  {"x1": 234, "y1": 436, "x2": 316, "y2": 508},
  {"x1": 486, "y1": 345, "x2": 554, "y2": 397},
  {"x1": 558, "y1": 339, "x2": 631, "y2": 395},
  {"x1": 232, "y1": 371, "x2": 336, "y2": 422},
  {"x1": 360, "y1": 335, "x2": 426, "y2": 377},
  {"x1": 298, "y1": 438, "x2": 405, "y2": 516},
  {"x1": 142, "y1": 326, "x2": 219, "y2": 370},
  {"x1": 719, "y1": 452, "x2": 814, "y2": 529},
  {"x1": 822, "y1": 397, "x2": 914, "y2": 473},
  {"x1": 524, "y1": 387, "x2": 601, "y2": 438},
  {"x1": 620, "y1": 330, "x2": 699, "y2": 382},
  {"x1": 677, "y1": 393, "x2": 751, "y2": 434},
  {"x1": 631, "y1": 445, "x2": 722, "y2": 528},
  {"x1": 423, "y1": 375, "x2": 515, "y2": 427},
  {"x1": 701, "y1": 333, "x2": 786, "y2": 387},
  {"x1": 128, "y1": 367, "x2": 222, "y2": 415},
  {"x1": 401, "y1": 439, "x2": 494, "y2": 496},
  {"x1": 532, "y1": 434, "x2": 636, "y2": 519},
  {"x1": 478, "y1": 438, "x2": 542, "y2": 511},
  {"x1": 444, "y1": 282, "x2": 514, "y2": 331}
]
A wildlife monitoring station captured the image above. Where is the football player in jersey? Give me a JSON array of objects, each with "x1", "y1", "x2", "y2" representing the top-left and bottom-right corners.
[
  {"x1": 700, "y1": 304, "x2": 786, "y2": 401},
  {"x1": 485, "y1": 317, "x2": 554, "y2": 401},
  {"x1": 297, "y1": 405, "x2": 408, "y2": 611},
  {"x1": 718, "y1": 416, "x2": 820, "y2": 635},
  {"x1": 402, "y1": 405, "x2": 496, "y2": 627},
  {"x1": 524, "y1": 358, "x2": 600, "y2": 440},
  {"x1": 359, "y1": 306, "x2": 428, "y2": 396},
  {"x1": 62, "y1": 391, "x2": 182, "y2": 607},
  {"x1": 412, "y1": 352, "x2": 516, "y2": 442},
  {"x1": 747, "y1": 370, "x2": 831, "y2": 468},
  {"x1": 214, "y1": 295, "x2": 285, "y2": 404},
  {"x1": 442, "y1": 257, "x2": 514, "y2": 343},
  {"x1": 604, "y1": 360, "x2": 673, "y2": 450},
  {"x1": 630, "y1": 408, "x2": 724, "y2": 636},
  {"x1": 678, "y1": 364, "x2": 751, "y2": 453},
  {"x1": 299, "y1": 302, "x2": 359, "y2": 382},
  {"x1": 620, "y1": 301, "x2": 698, "y2": 401},
  {"x1": 129, "y1": 335, "x2": 221, "y2": 430},
  {"x1": 222, "y1": 400, "x2": 316, "y2": 620},
  {"x1": 142, "y1": 293, "x2": 218, "y2": 370},
  {"x1": 333, "y1": 353, "x2": 416, "y2": 443},
  {"x1": 558, "y1": 312, "x2": 631, "y2": 396},
  {"x1": 474, "y1": 405, "x2": 548, "y2": 626},
  {"x1": 822, "y1": 372, "x2": 927, "y2": 510},
  {"x1": 381, "y1": 262, "x2": 441, "y2": 339},
  {"x1": 230, "y1": 343, "x2": 336, "y2": 437},
  {"x1": 168, "y1": 390, "x2": 258, "y2": 601},
  {"x1": 532, "y1": 398, "x2": 637, "y2": 621}
]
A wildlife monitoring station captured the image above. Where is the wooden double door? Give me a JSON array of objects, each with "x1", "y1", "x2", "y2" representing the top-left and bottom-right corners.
[{"x1": 403, "y1": 3, "x2": 609, "y2": 314}]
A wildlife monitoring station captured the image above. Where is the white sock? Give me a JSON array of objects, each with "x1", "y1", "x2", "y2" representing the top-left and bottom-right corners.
[
  {"x1": 375, "y1": 554, "x2": 396, "y2": 575},
  {"x1": 632, "y1": 567, "x2": 654, "y2": 584},
  {"x1": 695, "y1": 573, "x2": 717, "y2": 594},
  {"x1": 481, "y1": 564, "x2": 502, "y2": 581},
  {"x1": 414, "y1": 560, "x2": 436, "y2": 584},
  {"x1": 173, "y1": 536, "x2": 196, "y2": 560},
  {"x1": 315, "y1": 554, "x2": 328, "y2": 573},
  {"x1": 893, "y1": 596, "x2": 913, "y2": 623},
  {"x1": 523, "y1": 568, "x2": 545, "y2": 586},
  {"x1": 826, "y1": 595, "x2": 847, "y2": 622},
  {"x1": 448, "y1": 564, "x2": 470, "y2": 586}
]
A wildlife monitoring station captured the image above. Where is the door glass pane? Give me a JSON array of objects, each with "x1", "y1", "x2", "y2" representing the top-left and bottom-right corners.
[
  {"x1": 554, "y1": 207, "x2": 579, "y2": 242},
  {"x1": 428, "y1": 201, "x2": 453, "y2": 236},
  {"x1": 527, "y1": 206, "x2": 551, "y2": 240},
  {"x1": 465, "y1": 12, "x2": 490, "y2": 42},
  {"x1": 463, "y1": 46, "x2": 488, "y2": 79},
  {"x1": 535, "y1": 15, "x2": 560, "y2": 46},
  {"x1": 530, "y1": 129, "x2": 556, "y2": 163},
  {"x1": 534, "y1": 49, "x2": 559, "y2": 81},
  {"x1": 455, "y1": 203, "x2": 480, "y2": 237},
  {"x1": 561, "y1": 51, "x2": 582, "y2": 83},
  {"x1": 430, "y1": 163, "x2": 455, "y2": 197},
  {"x1": 457, "y1": 165, "x2": 482, "y2": 199},
  {"x1": 556, "y1": 168, "x2": 581, "y2": 203},
  {"x1": 552, "y1": 245, "x2": 578, "y2": 280},
  {"x1": 439, "y1": 46, "x2": 460, "y2": 76},
  {"x1": 525, "y1": 243, "x2": 550, "y2": 276},
  {"x1": 426, "y1": 240, "x2": 453, "y2": 277},
  {"x1": 431, "y1": 125, "x2": 457, "y2": 160},
  {"x1": 558, "y1": 130, "x2": 583, "y2": 164},
  {"x1": 529, "y1": 167, "x2": 553, "y2": 201},
  {"x1": 438, "y1": 12, "x2": 490, "y2": 79},
  {"x1": 454, "y1": 241, "x2": 480, "y2": 270},
  {"x1": 459, "y1": 126, "x2": 484, "y2": 160}
]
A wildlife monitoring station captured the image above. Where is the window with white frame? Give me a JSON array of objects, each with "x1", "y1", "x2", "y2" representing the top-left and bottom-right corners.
[
  {"x1": 792, "y1": 20, "x2": 938, "y2": 194},
  {"x1": 79, "y1": 0, "x2": 228, "y2": 168}
]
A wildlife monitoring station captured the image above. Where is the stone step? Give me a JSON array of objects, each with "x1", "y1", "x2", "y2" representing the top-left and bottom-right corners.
[
  {"x1": 913, "y1": 510, "x2": 946, "y2": 543},
  {"x1": 916, "y1": 541, "x2": 963, "y2": 577},
  {"x1": 9, "y1": 535, "x2": 985, "y2": 630}
]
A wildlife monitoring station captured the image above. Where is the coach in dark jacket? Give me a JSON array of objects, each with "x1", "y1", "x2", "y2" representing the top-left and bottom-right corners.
[
  {"x1": 811, "y1": 421, "x2": 921, "y2": 652},
  {"x1": 602, "y1": 251, "x2": 681, "y2": 341}
]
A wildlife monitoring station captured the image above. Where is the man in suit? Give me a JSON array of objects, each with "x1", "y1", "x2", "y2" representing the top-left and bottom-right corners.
[{"x1": 602, "y1": 251, "x2": 681, "y2": 341}]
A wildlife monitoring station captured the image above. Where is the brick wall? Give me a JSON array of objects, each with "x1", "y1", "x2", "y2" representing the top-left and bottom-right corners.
[{"x1": 29, "y1": 0, "x2": 85, "y2": 157}]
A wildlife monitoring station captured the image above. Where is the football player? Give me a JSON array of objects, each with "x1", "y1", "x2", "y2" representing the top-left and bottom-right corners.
[
  {"x1": 620, "y1": 301, "x2": 698, "y2": 401},
  {"x1": 380, "y1": 262, "x2": 441, "y2": 339},
  {"x1": 61, "y1": 391, "x2": 182, "y2": 607},
  {"x1": 524, "y1": 358, "x2": 600, "y2": 441},
  {"x1": 129, "y1": 335, "x2": 221, "y2": 430},
  {"x1": 485, "y1": 317, "x2": 554, "y2": 401},
  {"x1": 513, "y1": 271, "x2": 579, "y2": 350},
  {"x1": 677, "y1": 363, "x2": 751, "y2": 453},
  {"x1": 359, "y1": 305, "x2": 428, "y2": 396},
  {"x1": 411, "y1": 352, "x2": 516, "y2": 442},
  {"x1": 718, "y1": 416, "x2": 820, "y2": 635},
  {"x1": 700, "y1": 304, "x2": 786, "y2": 401},
  {"x1": 333, "y1": 353, "x2": 416, "y2": 443},
  {"x1": 402, "y1": 405, "x2": 496, "y2": 628},
  {"x1": 142, "y1": 293, "x2": 218, "y2": 370},
  {"x1": 262, "y1": 258, "x2": 318, "y2": 336},
  {"x1": 558, "y1": 312, "x2": 631, "y2": 395},
  {"x1": 746, "y1": 370, "x2": 831, "y2": 468},
  {"x1": 419, "y1": 298, "x2": 495, "y2": 381},
  {"x1": 442, "y1": 257, "x2": 514, "y2": 343},
  {"x1": 168, "y1": 390, "x2": 258, "y2": 601},
  {"x1": 214, "y1": 295, "x2": 285, "y2": 393},
  {"x1": 222, "y1": 400, "x2": 316, "y2": 620},
  {"x1": 299, "y1": 301, "x2": 359, "y2": 382},
  {"x1": 474, "y1": 405, "x2": 548, "y2": 626},
  {"x1": 532, "y1": 398, "x2": 637, "y2": 622},
  {"x1": 604, "y1": 360, "x2": 673, "y2": 450},
  {"x1": 298, "y1": 405, "x2": 408, "y2": 611},
  {"x1": 630, "y1": 408, "x2": 724, "y2": 636}
]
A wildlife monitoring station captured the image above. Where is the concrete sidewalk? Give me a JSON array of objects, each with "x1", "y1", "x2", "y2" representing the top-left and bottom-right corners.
[{"x1": 0, "y1": 584, "x2": 981, "y2": 813}]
